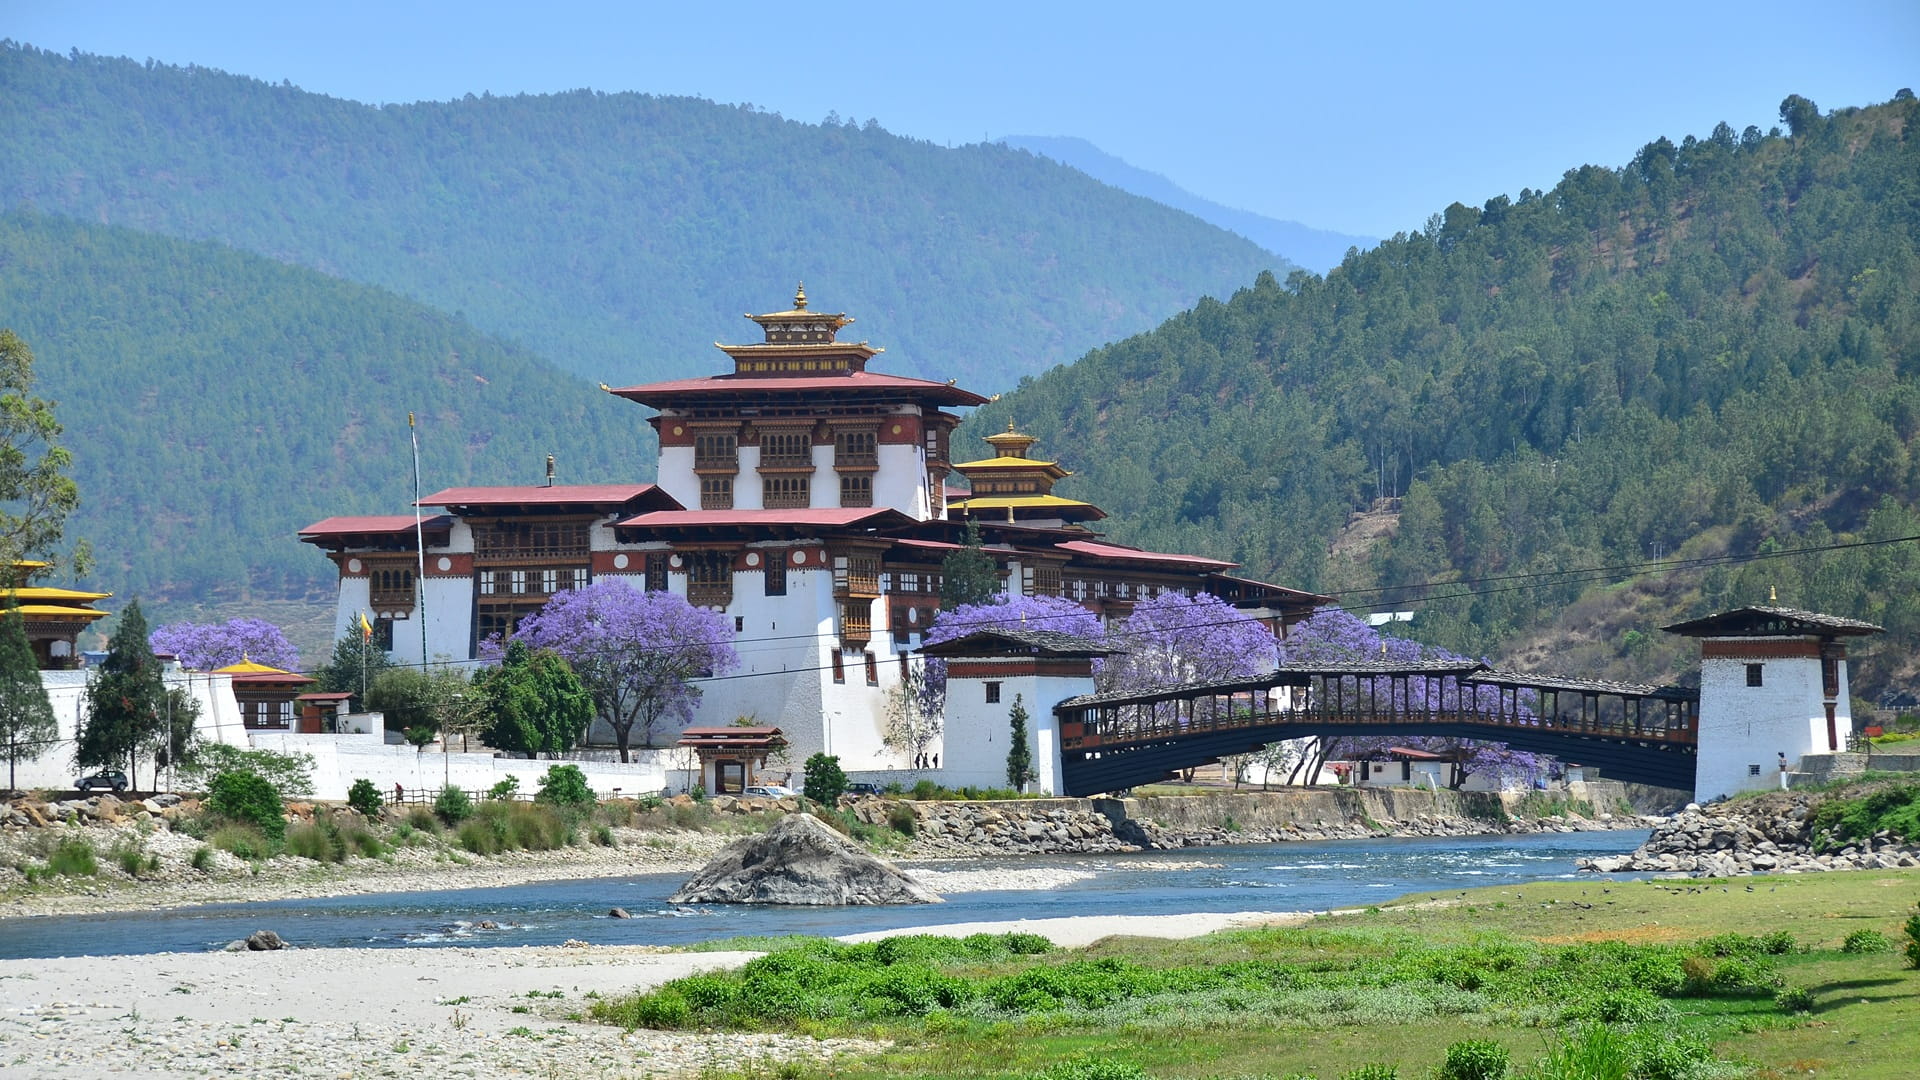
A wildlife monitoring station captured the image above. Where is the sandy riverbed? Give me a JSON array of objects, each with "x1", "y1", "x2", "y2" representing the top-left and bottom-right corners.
[{"x1": 0, "y1": 911, "x2": 1311, "y2": 1078}]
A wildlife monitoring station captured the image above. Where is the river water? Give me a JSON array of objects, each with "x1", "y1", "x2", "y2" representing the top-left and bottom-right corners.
[{"x1": 0, "y1": 830, "x2": 1647, "y2": 959}]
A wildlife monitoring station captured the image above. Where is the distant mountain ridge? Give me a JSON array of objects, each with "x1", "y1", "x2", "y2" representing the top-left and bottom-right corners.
[
  {"x1": 0, "y1": 209, "x2": 649, "y2": 605},
  {"x1": 0, "y1": 43, "x2": 1282, "y2": 392},
  {"x1": 1000, "y1": 135, "x2": 1374, "y2": 273}
]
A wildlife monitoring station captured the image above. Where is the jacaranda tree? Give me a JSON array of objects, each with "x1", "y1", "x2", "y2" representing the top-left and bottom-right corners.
[
  {"x1": 150, "y1": 617, "x2": 299, "y2": 671},
  {"x1": 505, "y1": 581, "x2": 738, "y2": 762}
]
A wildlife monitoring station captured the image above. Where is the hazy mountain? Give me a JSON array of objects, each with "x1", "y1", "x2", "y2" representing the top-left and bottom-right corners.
[
  {"x1": 975, "y1": 94, "x2": 1920, "y2": 695},
  {"x1": 0, "y1": 209, "x2": 650, "y2": 604},
  {"x1": 0, "y1": 43, "x2": 1283, "y2": 392},
  {"x1": 1001, "y1": 135, "x2": 1374, "y2": 273}
]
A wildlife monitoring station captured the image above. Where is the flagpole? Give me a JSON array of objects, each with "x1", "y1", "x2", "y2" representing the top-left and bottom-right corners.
[{"x1": 411, "y1": 412, "x2": 428, "y2": 672}]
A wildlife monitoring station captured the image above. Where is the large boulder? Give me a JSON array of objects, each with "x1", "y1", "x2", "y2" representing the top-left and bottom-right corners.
[{"x1": 670, "y1": 813, "x2": 942, "y2": 905}]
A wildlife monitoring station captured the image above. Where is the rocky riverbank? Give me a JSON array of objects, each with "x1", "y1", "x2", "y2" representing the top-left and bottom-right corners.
[{"x1": 1578, "y1": 790, "x2": 1920, "y2": 878}]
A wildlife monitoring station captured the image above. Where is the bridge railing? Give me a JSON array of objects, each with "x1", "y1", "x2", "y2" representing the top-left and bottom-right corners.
[{"x1": 1061, "y1": 701, "x2": 1696, "y2": 753}]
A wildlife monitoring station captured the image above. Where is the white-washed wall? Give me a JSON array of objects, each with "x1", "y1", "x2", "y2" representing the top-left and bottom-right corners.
[
  {"x1": 244, "y1": 731, "x2": 672, "y2": 801},
  {"x1": 8, "y1": 669, "x2": 247, "y2": 792},
  {"x1": 1695, "y1": 645, "x2": 1841, "y2": 802}
]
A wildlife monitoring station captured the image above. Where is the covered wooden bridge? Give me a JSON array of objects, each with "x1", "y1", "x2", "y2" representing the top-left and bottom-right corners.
[{"x1": 1053, "y1": 660, "x2": 1698, "y2": 796}]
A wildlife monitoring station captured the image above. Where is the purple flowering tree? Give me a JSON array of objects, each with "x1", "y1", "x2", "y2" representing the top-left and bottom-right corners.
[
  {"x1": 150, "y1": 617, "x2": 299, "y2": 672},
  {"x1": 1104, "y1": 592, "x2": 1277, "y2": 691},
  {"x1": 912, "y1": 594, "x2": 1105, "y2": 761},
  {"x1": 1276, "y1": 607, "x2": 1546, "y2": 789},
  {"x1": 506, "y1": 581, "x2": 738, "y2": 762}
]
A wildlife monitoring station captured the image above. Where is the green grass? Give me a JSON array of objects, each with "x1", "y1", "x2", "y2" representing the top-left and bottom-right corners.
[{"x1": 616, "y1": 869, "x2": 1920, "y2": 1079}]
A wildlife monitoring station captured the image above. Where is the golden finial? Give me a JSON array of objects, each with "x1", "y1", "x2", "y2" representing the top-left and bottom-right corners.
[
  {"x1": 1006, "y1": 418, "x2": 1017, "y2": 433},
  {"x1": 794, "y1": 281, "x2": 808, "y2": 311},
  {"x1": 1769, "y1": 585, "x2": 1778, "y2": 603}
]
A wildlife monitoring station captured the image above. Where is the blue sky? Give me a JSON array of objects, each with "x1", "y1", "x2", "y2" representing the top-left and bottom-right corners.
[{"x1": 10, "y1": 1, "x2": 1917, "y2": 238}]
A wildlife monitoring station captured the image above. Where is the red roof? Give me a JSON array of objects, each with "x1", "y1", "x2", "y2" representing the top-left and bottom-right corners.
[
  {"x1": 1055, "y1": 539, "x2": 1238, "y2": 570},
  {"x1": 300, "y1": 514, "x2": 454, "y2": 538},
  {"x1": 420, "y1": 483, "x2": 675, "y2": 509},
  {"x1": 894, "y1": 537, "x2": 965, "y2": 552},
  {"x1": 607, "y1": 371, "x2": 989, "y2": 407},
  {"x1": 296, "y1": 692, "x2": 354, "y2": 702},
  {"x1": 616, "y1": 507, "x2": 913, "y2": 530}
]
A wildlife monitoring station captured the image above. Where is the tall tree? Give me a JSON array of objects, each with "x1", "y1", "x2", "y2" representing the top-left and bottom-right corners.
[
  {"x1": 507, "y1": 581, "x2": 738, "y2": 762},
  {"x1": 474, "y1": 639, "x2": 593, "y2": 759},
  {"x1": 0, "y1": 606, "x2": 56, "y2": 791},
  {"x1": 150, "y1": 617, "x2": 299, "y2": 671},
  {"x1": 881, "y1": 657, "x2": 944, "y2": 770},
  {"x1": 315, "y1": 634, "x2": 392, "y2": 711},
  {"x1": 939, "y1": 519, "x2": 1000, "y2": 611},
  {"x1": 76, "y1": 600, "x2": 167, "y2": 790},
  {"x1": 0, "y1": 329, "x2": 83, "y2": 572},
  {"x1": 1006, "y1": 694, "x2": 1034, "y2": 793}
]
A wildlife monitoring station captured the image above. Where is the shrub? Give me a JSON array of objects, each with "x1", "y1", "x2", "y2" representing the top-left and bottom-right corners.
[
  {"x1": 406, "y1": 806, "x2": 439, "y2": 833},
  {"x1": 112, "y1": 839, "x2": 151, "y2": 878},
  {"x1": 886, "y1": 803, "x2": 917, "y2": 835},
  {"x1": 346, "y1": 778, "x2": 383, "y2": 816},
  {"x1": 1842, "y1": 929, "x2": 1892, "y2": 953},
  {"x1": 1626, "y1": 1027, "x2": 1716, "y2": 1080},
  {"x1": 1028, "y1": 1058, "x2": 1150, "y2": 1080},
  {"x1": 591, "y1": 824, "x2": 614, "y2": 846},
  {"x1": 189, "y1": 845, "x2": 214, "y2": 872},
  {"x1": 209, "y1": 823, "x2": 272, "y2": 861},
  {"x1": 535, "y1": 764, "x2": 595, "y2": 809},
  {"x1": 206, "y1": 770, "x2": 286, "y2": 840},
  {"x1": 802, "y1": 753, "x2": 846, "y2": 805},
  {"x1": 1775, "y1": 985, "x2": 1815, "y2": 1013},
  {"x1": 457, "y1": 801, "x2": 572, "y2": 855},
  {"x1": 179, "y1": 744, "x2": 316, "y2": 797},
  {"x1": 46, "y1": 837, "x2": 97, "y2": 877},
  {"x1": 1439, "y1": 1039, "x2": 1509, "y2": 1080},
  {"x1": 434, "y1": 785, "x2": 474, "y2": 825},
  {"x1": 1905, "y1": 902, "x2": 1920, "y2": 969},
  {"x1": 285, "y1": 821, "x2": 346, "y2": 863},
  {"x1": 911, "y1": 778, "x2": 937, "y2": 800},
  {"x1": 489, "y1": 775, "x2": 520, "y2": 800},
  {"x1": 1339, "y1": 1066, "x2": 1397, "y2": 1080}
]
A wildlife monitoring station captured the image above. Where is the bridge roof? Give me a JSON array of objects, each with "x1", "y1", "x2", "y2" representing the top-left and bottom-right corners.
[
  {"x1": 1271, "y1": 659, "x2": 1489, "y2": 678},
  {"x1": 920, "y1": 628, "x2": 1119, "y2": 659},
  {"x1": 1055, "y1": 670, "x2": 1311, "y2": 711},
  {"x1": 1469, "y1": 669, "x2": 1699, "y2": 702}
]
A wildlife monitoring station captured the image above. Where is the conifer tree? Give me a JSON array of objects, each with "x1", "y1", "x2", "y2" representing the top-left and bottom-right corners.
[
  {"x1": 1006, "y1": 693, "x2": 1034, "y2": 793},
  {"x1": 76, "y1": 600, "x2": 167, "y2": 790},
  {"x1": 0, "y1": 606, "x2": 56, "y2": 791},
  {"x1": 939, "y1": 518, "x2": 998, "y2": 611}
]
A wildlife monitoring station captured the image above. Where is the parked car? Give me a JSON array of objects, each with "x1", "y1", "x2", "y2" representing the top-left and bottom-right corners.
[
  {"x1": 741, "y1": 784, "x2": 798, "y2": 799},
  {"x1": 844, "y1": 782, "x2": 884, "y2": 797},
  {"x1": 76, "y1": 770, "x2": 128, "y2": 794}
]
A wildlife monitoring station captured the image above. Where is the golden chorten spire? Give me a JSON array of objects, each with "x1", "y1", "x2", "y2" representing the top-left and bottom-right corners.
[{"x1": 793, "y1": 281, "x2": 808, "y2": 311}]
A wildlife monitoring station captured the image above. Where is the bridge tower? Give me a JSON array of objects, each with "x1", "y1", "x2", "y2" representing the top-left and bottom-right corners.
[
  {"x1": 918, "y1": 628, "x2": 1114, "y2": 795},
  {"x1": 1662, "y1": 606, "x2": 1882, "y2": 801}
]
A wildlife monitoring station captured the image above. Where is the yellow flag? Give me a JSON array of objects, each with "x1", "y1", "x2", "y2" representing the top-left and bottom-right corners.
[
  {"x1": 359, "y1": 612, "x2": 373, "y2": 642},
  {"x1": 408, "y1": 411, "x2": 415, "y2": 429}
]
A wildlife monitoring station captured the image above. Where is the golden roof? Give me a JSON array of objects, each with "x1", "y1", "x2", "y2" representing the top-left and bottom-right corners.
[
  {"x1": 949, "y1": 454, "x2": 1069, "y2": 474},
  {"x1": 5, "y1": 586, "x2": 112, "y2": 603},
  {"x1": 214, "y1": 658, "x2": 295, "y2": 675},
  {"x1": 949, "y1": 494, "x2": 1104, "y2": 516},
  {"x1": 10, "y1": 604, "x2": 110, "y2": 621}
]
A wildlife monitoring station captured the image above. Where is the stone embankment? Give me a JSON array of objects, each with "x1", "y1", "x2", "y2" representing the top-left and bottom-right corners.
[
  {"x1": 835, "y1": 786, "x2": 1649, "y2": 858},
  {"x1": 1578, "y1": 795, "x2": 1920, "y2": 878}
]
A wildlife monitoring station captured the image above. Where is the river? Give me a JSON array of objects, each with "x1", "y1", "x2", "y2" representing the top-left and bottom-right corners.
[{"x1": 0, "y1": 830, "x2": 1647, "y2": 959}]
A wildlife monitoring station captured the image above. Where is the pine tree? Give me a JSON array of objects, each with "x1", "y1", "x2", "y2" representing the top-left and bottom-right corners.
[
  {"x1": 0, "y1": 606, "x2": 56, "y2": 791},
  {"x1": 76, "y1": 599, "x2": 167, "y2": 791},
  {"x1": 940, "y1": 518, "x2": 998, "y2": 611},
  {"x1": 1006, "y1": 693, "x2": 1034, "y2": 793}
]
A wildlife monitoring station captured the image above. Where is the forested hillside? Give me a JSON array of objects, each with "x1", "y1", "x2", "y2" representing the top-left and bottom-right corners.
[
  {"x1": 0, "y1": 210, "x2": 649, "y2": 602},
  {"x1": 973, "y1": 93, "x2": 1920, "y2": 695},
  {"x1": 0, "y1": 43, "x2": 1284, "y2": 390}
]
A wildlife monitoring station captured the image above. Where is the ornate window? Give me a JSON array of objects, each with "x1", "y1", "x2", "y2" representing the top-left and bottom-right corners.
[
  {"x1": 834, "y1": 429, "x2": 877, "y2": 469},
  {"x1": 839, "y1": 601, "x2": 872, "y2": 646},
  {"x1": 764, "y1": 474, "x2": 810, "y2": 509},
  {"x1": 687, "y1": 551, "x2": 734, "y2": 609},
  {"x1": 839, "y1": 473, "x2": 872, "y2": 508},
  {"x1": 368, "y1": 565, "x2": 416, "y2": 608},
  {"x1": 694, "y1": 431, "x2": 738, "y2": 471},
  {"x1": 700, "y1": 475, "x2": 733, "y2": 510},
  {"x1": 645, "y1": 552, "x2": 669, "y2": 592},
  {"x1": 764, "y1": 556, "x2": 787, "y2": 597},
  {"x1": 758, "y1": 431, "x2": 813, "y2": 469},
  {"x1": 473, "y1": 521, "x2": 589, "y2": 559}
]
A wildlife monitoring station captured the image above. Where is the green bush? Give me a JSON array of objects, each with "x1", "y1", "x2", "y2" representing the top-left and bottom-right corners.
[
  {"x1": 285, "y1": 820, "x2": 346, "y2": 862},
  {"x1": 46, "y1": 837, "x2": 98, "y2": 877},
  {"x1": 802, "y1": 752, "x2": 846, "y2": 805},
  {"x1": 112, "y1": 839, "x2": 152, "y2": 878},
  {"x1": 346, "y1": 778, "x2": 383, "y2": 816},
  {"x1": 1842, "y1": 928, "x2": 1891, "y2": 953},
  {"x1": 886, "y1": 803, "x2": 916, "y2": 835},
  {"x1": 1439, "y1": 1039, "x2": 1509, "y2": 1080},
  {"x1": 535, "y1": 764, "x2": 594, "y2": 809},
  {"x1": 591, "y1": 823, "x2": 614, "y2": 846},
  {"x1": 206, "y1": 770, "x2": 286, "y2": 840},
  {"x1": 189, "y1": 845, "x2": 214, "y2": 871},
  {"x1": 209, "y1": 823, "x2": 272, "y2": 861},
  {"x1": 489, "y1": 775, "x2": 520, "y2": 800},
  {"x1": 1905, "y1": 903, "x2": 1920, "y2": 969},
  {"x1": 1028, "y1": 1058, "x2": 1150, "y2": 1080},
  {"x1": 456, "y1": 801, "x2": 572, "y2": 855},
  {"x1": 406, "y1": 806, "x2": 439, "y2": 833},
  {"x1": 1775, "y1": 984, "x2": 1815, "y2": 1013},
  {"x1": 1339, "y1": 1066, "x2": 1397, "y2": 1080},
  {"x1": 911, "y1": 779, "x2": 937, "y2": 800},
  {"x1": 434, "y1": 785, "x2": 474, "y2": 825}
]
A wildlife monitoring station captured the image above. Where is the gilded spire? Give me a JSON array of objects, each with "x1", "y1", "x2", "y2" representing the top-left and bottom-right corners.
[{"x1": 794, "y1": 281, "x2": 808, "y2": 311}]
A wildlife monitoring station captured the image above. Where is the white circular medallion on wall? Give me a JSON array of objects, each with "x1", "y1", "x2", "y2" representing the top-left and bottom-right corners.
[
  {"x1": 792, "y1": 549, "x2": 807, "y2": 565},
  {"x1": 744, "y1": 552, "x2": 760, "y2": 567},
  {"x1": 673, "y1": 426, "x2": 684, "y2": 437},
  {"x1": 612, "y1": 553, "x2": 629, "y2": 570},
  {"x1": 436, "y1": 556, "x2": 452, "y2": 572},
  {"x1": 669, "y1": 554, "x2": 683, "y2": 569},
  {"x1": 891, "y1": 424, "x2": 902, "y2": 435},
  {"x1": 346, "y1": 558, "x2": 362, "y2": 574}
]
